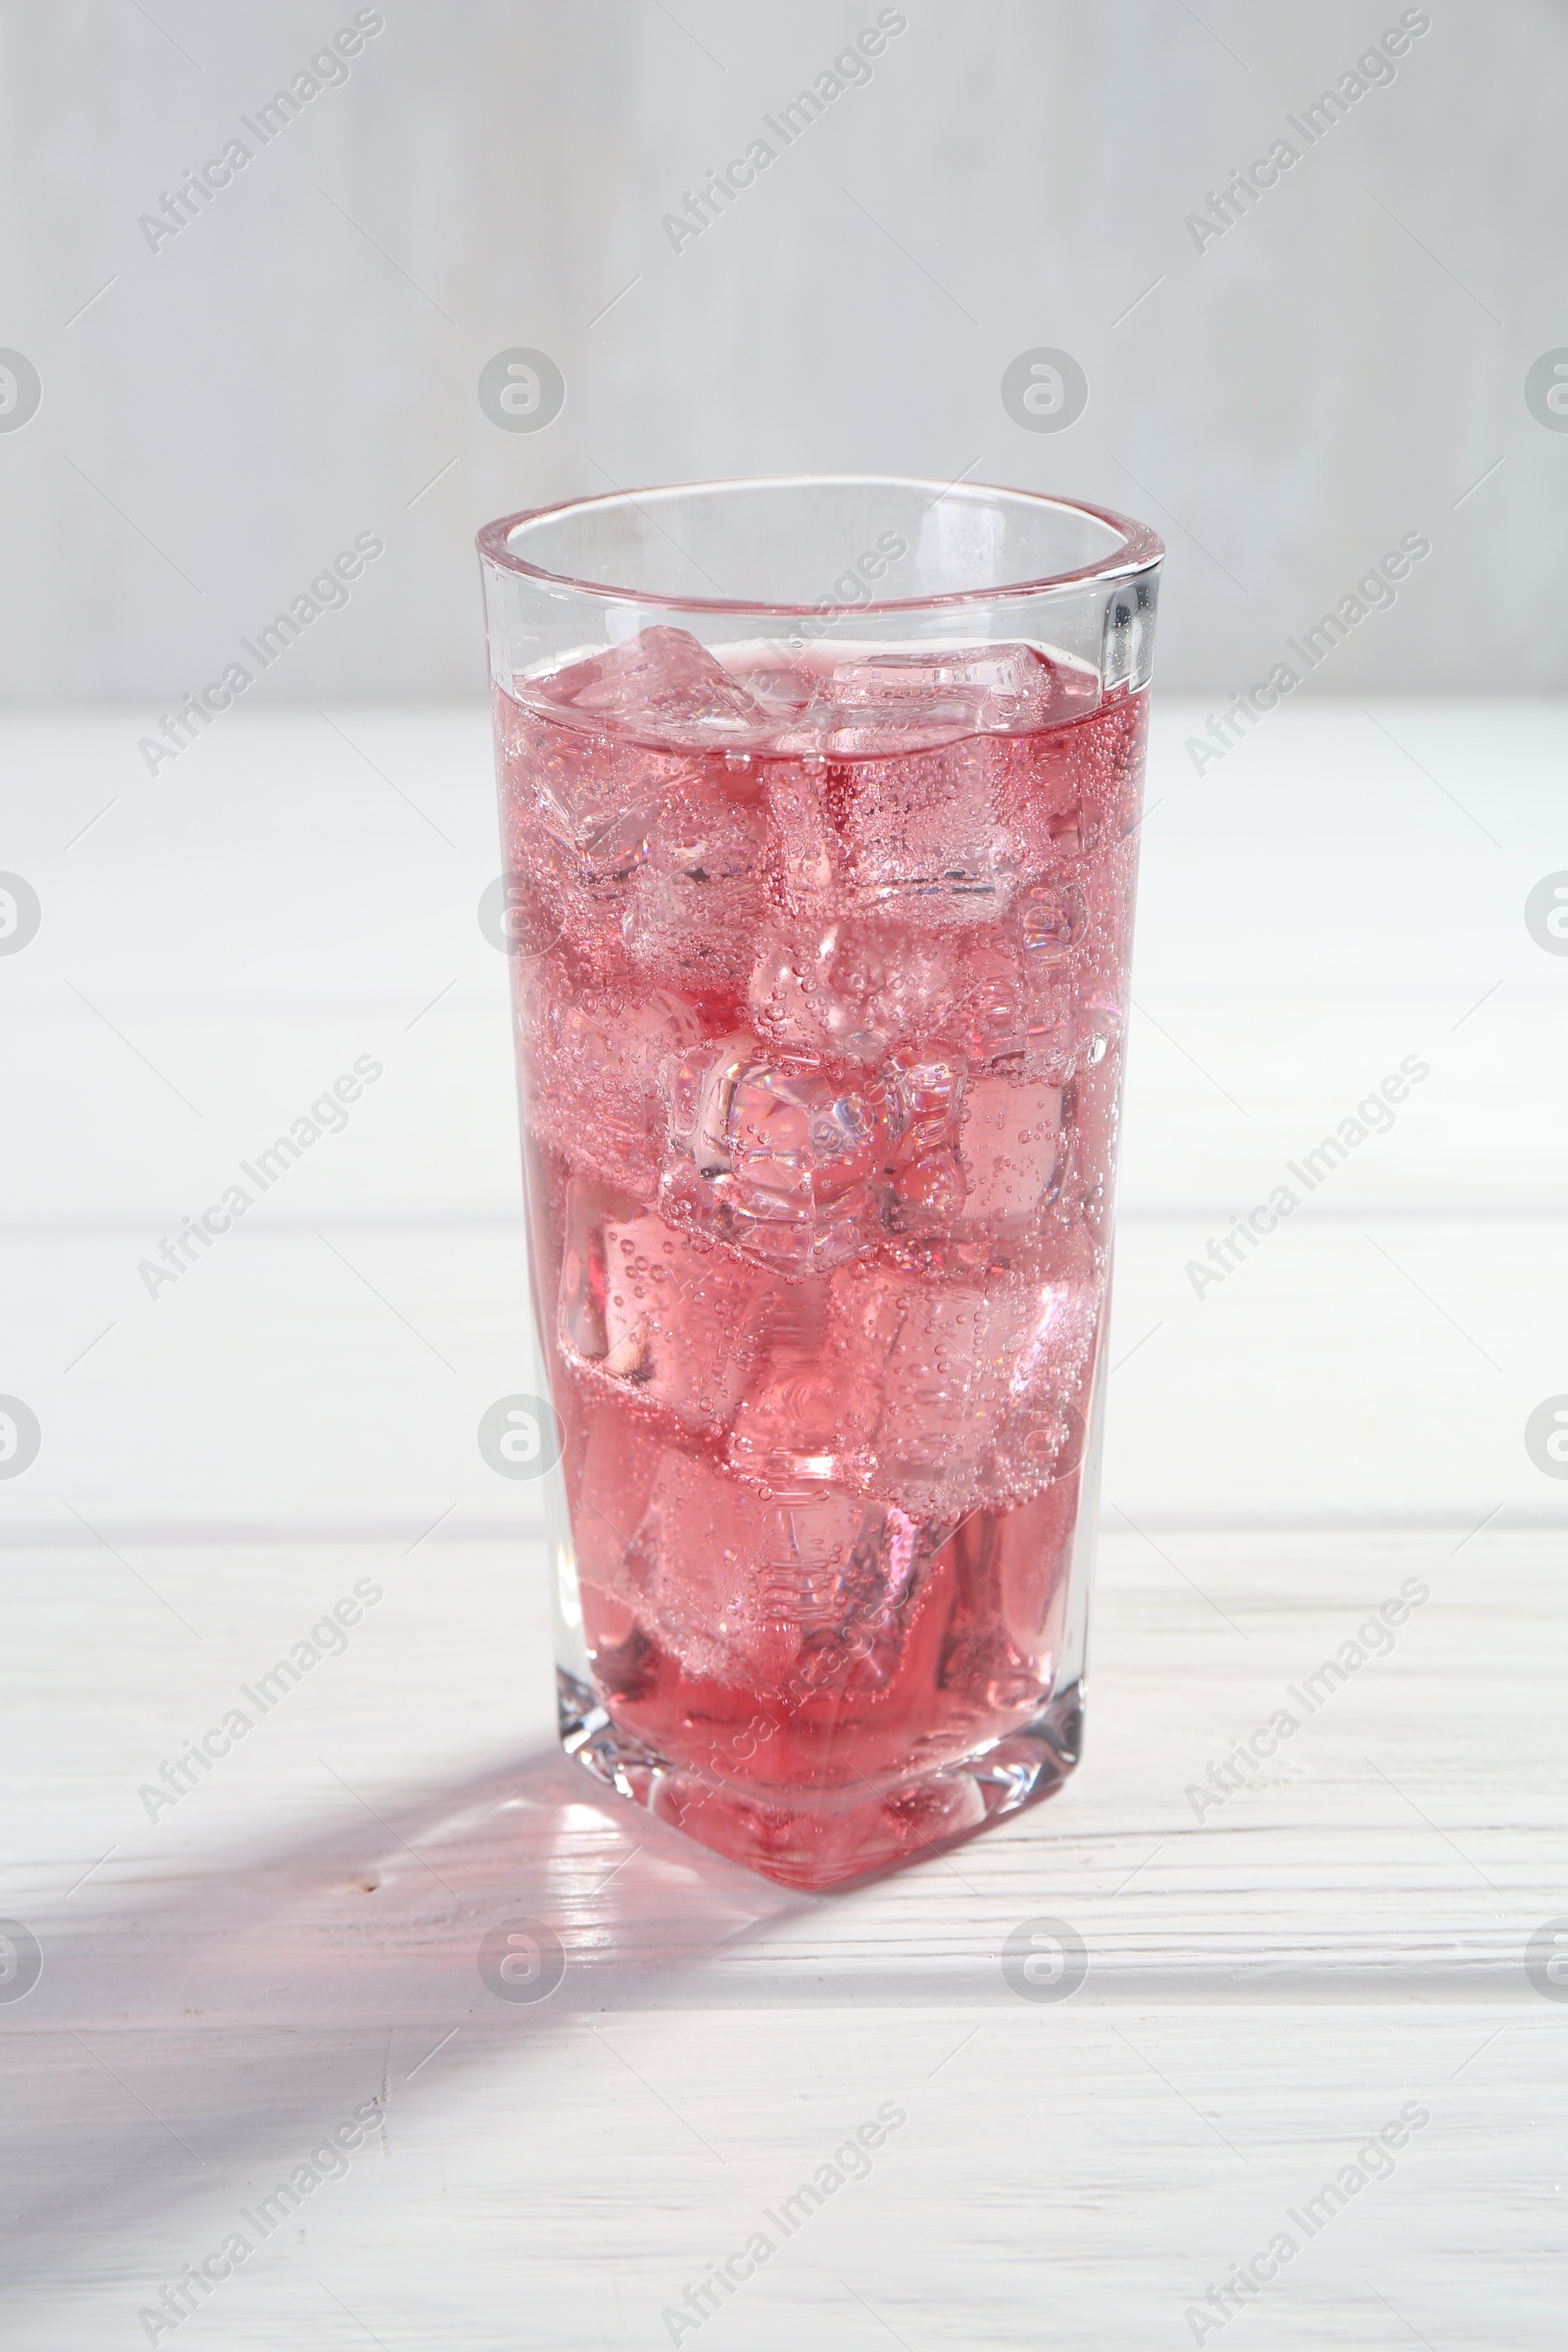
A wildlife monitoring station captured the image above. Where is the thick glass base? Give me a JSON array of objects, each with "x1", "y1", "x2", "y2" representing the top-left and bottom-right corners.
[{"x1": 558, "y1": 1667, "x2": 1083, "y2": 1891}]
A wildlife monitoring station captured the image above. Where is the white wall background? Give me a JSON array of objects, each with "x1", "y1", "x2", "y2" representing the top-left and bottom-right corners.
[{"x1": 0, "y1": 0, "x2": 1564, "y2": 702}]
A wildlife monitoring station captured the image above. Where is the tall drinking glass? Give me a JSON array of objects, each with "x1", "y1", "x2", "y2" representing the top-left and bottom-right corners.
[{"x1": 477, "y1": 478, "x2": 1161, "y2": 1888}]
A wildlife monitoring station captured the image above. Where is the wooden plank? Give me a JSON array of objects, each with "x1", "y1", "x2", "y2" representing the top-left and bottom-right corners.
[{"x1": 2, "y1": 702, "x2": 1564, "y2": 2348}]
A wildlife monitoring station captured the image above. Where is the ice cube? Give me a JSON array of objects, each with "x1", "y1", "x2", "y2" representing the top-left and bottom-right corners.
[
  {"x1": 1054, "y1": 1044, "x2": 1123, "y2": 1230},
  {"x1": 1004, "y1": 878, "x2": 1081, "y2": 1080},
  {"x1": 991, "y1": 1380, "x2": 1092, "y2": 1500},
  {"x1": 745, "y1": 921, "x2": 848, "y2": 1055},
  {"x1": 745, "y1": 910, "x2": 1065, "y2": 1078},
  {"x1": 620, "y1": 1448, "x2": 875, "y2": 1691},
  {"x1": 747, "y1": 918, "x2": 968, "y2": 1062},
  {"x1": 498, "y1": 686, "x2": 652, "y2": 874},
  {"x1": 752, "y1": 649, "x2": 1109, "y2": 920},
  {"x1": 521, "y1": 981, "x2": 706, "y2": 1194},
  {"x1": 568, "y1": 1390, "x2": 667, "y2": 1648},
  {"x1": 617, "y1": 1444, "x2": 958, "y2": 1706},
  {"x1": 762, "y1": 760, "x2": 843, "y2": 912},
  {"x1": 725, "y1": 1247, "x2": 1075, "y2": 1570},
  {"x1": 1017, "y1": 878, "x2": 1083, "y2": 971},
  {"x1": 962, "y1": 937, "x2": 1037, "y2": 1063},
  {"x1": 619, "y1": 769, "x2": 769, "y2": 988},
  {"x1": 886, "y1": 1140, "x2": 967, "y2": 1228},
  {"x1": 558, "y1": 1177, "x2": 634, "y2": 1362},
  {"x1": 837, "y1": 737, "x2": 1022, "y2": 925},
  {"x1": 996, "y1": 683, "x2": 1149, "y2": 893},
  {"x1": 822, "y1": 1264, "x2": 1023, "y2": 1514},
  {"x1": 888, "y1": 1043, "x2": 967, "y2": 1129},
  {"x1": 662, "y1": 1034, "x2": 889, "y2": 1271},
  {"x1": 883, "y1": 1043, "x2": 968, "y2": 1235},
  {"x1": 985, "y1": 1222, "x2": 1105, "y2": 1496},
  {"x1": 787, "y1": 1497, "x2": 945, "y2": 1696},
  {"x1": 619, "y1": 1448, "x2": 753, "y2": 1687},
  {"x1": 522, "y1": 627, "x2": 772, "y2": 751},
  {"x1": 955, "y1": 1074, "x2": 1065, "y2": 1226},
  {"x1": 557, "y1": 1180, "x2": 773, "y2": 1430},
  {"x1": 767, "y1": 644, "x2": 1096, "y2": 758},
  {"x1": 762, "y1": 737, "x2": 1019, "y2": 929},
  {"x1": 726, "y1": 1277, "x2": 875, "y2": 1489},
  {"x1": 824, "y1": 1252, "x2": 1102, "y2": 1515},
  {"x1": 736, "y1": 929, "x2": 1078, "y2": 1250}
]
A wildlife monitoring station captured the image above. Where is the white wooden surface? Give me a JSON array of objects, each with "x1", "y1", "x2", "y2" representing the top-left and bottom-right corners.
[{"x1": 2, "y1": 698, "x2": 1564, "y2": 2350}]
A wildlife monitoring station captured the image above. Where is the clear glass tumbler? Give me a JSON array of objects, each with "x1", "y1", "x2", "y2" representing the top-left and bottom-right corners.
[{"x1": 477, "y1": 478, "x2": 1161, "y2": 1889}]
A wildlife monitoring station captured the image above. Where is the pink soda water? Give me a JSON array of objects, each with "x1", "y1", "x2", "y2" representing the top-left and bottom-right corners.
[{"x1": 495, "y1": 624, "x2": 1147, "y2": 1886}]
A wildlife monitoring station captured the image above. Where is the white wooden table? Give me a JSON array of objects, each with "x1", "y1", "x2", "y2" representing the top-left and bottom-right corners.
[{"x1": 2, "y1": 698, "x2": 1563, "y2": 2350}]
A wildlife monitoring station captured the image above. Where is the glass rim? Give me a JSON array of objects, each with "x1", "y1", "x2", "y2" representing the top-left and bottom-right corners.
[{"x1": 475, "y1": 475, "x2": 1163, "y2": 618}]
